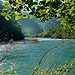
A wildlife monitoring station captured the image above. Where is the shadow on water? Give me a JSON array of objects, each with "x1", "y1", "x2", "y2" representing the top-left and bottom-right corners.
[
  {"x1": 6, "y1": 54, "x2": 29, "y2": 60},
  {"x1": 6, "y1": 55, "x2": 18, "y2": 60}
]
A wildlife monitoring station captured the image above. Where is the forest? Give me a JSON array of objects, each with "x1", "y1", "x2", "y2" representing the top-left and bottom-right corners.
[
  {"x1": 25, "y1": 24, "x2": 75, "y2": 39},
  {"x1": 0, "y1": 15, "x2": 24, "y2": 41},
  {"x1": 0, "y1": 0, "x2": 75, "y2": 75},
  {"x1": 0, "y1": 1, "x2": 24, "y2": 41}
]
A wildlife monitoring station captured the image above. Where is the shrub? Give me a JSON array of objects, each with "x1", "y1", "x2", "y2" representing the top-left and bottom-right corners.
[
  {"x1": 9, "y1": 39, "x2": 14, "y2": 44},
  {"x1": 31, "y1": 38, "x2": 38, "y2": 42}
]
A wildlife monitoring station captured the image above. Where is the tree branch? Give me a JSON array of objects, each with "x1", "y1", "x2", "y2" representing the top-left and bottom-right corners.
[
  {"x1": 0, "y1": 50, "x2": 8, "y2": 62},
  {"x1": 48, "y1": 61, "x2": 57, "y2": 70},
  {"x1": 32, "y1": 41, "x2": 64, "y2": 75}
]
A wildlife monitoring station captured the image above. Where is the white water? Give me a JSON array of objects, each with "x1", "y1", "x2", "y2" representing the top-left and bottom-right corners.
[
  {"x1": 0, "y1": 44, "x2": 13, "y2": 51},
  {"x1": 25, "y1": 37, "x2": 72, "y2": 41}
]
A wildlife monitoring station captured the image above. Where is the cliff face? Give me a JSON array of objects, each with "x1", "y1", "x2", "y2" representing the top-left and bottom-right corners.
[{"x1": 0, "y1": 0, "x2": 24, "y2": 41}]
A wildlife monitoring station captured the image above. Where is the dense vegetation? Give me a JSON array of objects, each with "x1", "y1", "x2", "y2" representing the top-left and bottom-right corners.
[
  {"x1": 0, "y1": 0, "x2": 75, "y2": 75},
  {"x1": 0, "y1": 1, "x2": 24, "y2": 41},
  {"x1": 0, "y1": 0, "x2": 74, "y2": 39},
  {"x1": 1, "y1": 0, "x2": 74, "y2": 31},
  {"x1": 25, "y1": 25, "x2": 75, "y2": 39},
  {"x1": 0, "y1": 14, "x2": 24, "y2": 41}
]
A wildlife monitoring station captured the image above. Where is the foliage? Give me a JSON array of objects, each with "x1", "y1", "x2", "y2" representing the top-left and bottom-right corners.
[
  {"x1": 0, "y1": 0, "x2": 75, "y2": 75},
  {"x1": 0, "y1": 1, "x2": 24, "y2": 41},
  {"x1": 9, "y1": 39, "x2": 14, "y2": 44},
  {"x1": 0, "y1": 14, "x2": 24, "y2": 41},
  {"x1": 0, "y1": 64, "x2": 17, "y2": 75},
  {"x1": 30, "y1": 38, "x2": 38, "y2": 42},
  {"x1": 0, "y1": 0, "x2": 75, "y2": 31},
  {"x1": 0, "y1": 59, "x2": 74, "y2": 75},
  {"x1": 34, "y1": 58, "x2": 75, "y2": 75},
  {"x1": 0, "y1": 0, "x2": 75, "y2": 38},
  {"x1": 25, "y1": 25, "x2": 75, "y2": 39}
]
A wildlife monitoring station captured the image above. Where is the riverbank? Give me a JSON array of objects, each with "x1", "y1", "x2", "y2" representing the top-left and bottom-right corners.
[
  {"x1": 0, "y1": 38, "x2": 75, "y2": 45},
  {"x1": 9, "y1": 38, "x2": 38, "y2": 45},
  {"x1": 25, "y1": 37, "x2": 75, "y2": 40},
  {"x1": 10, "y1": 41, "x2": 36, "y2": 45}
]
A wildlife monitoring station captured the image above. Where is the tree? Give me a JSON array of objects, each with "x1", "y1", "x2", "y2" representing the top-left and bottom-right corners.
[
  {"x1": 0, "y1": 0, "x2": 75, "y2": 31},
  {"x1": 0, "y1": 0, "x2": 75, "y2": 75}
]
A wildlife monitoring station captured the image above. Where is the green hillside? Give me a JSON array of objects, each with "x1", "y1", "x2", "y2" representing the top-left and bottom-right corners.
[
  {"x1": 19, "y1": 13, "x2": 60, "y2": 34},
  {"x1": 19, "y1": 16, "x2": 43, "y2": 34},
  {"x1": 25, "y1": 25, "x2": 75, "y2": 39},
  {"x1": 33, "y1": 17, "x2": 60, "y2": 29}
]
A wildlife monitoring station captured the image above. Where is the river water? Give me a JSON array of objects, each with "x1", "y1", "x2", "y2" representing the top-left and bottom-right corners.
[{"x1": 0, "y1": 38, "x2": 75, "y2": 75}]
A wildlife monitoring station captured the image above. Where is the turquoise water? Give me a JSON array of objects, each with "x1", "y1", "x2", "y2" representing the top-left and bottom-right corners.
[{"x1": 0, "y1": 38, "x2": 75, "y2": 75}]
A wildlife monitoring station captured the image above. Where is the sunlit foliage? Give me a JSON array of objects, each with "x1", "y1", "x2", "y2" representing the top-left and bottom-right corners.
[
  {"x1": 0, "y1": 64, "x2": 17, "y2": 75},
  {"x1": 0, "y1": 0, "x2": 75, "y2": 31},
  {"x1": 34, "y1": 58, "x2": 75, "y2": 75}
]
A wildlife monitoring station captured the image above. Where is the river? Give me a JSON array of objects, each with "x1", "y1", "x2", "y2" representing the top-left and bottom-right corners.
[{"x1": 0, "y1": 38, "x2": 75, "y2": 75}]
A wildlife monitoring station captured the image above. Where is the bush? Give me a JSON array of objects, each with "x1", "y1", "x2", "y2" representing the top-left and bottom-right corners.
[
  {"x1": 31, "y1": 38, "x2": 38, "y2": 42},
  {"x1": 9, "y1": 39, "x2": 14, "y2": 44}
]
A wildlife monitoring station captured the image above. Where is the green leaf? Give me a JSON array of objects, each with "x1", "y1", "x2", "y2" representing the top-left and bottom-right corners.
[
  {"x1": 72, "y1": 26, "x2": 75, "y2": 30},
  {"x1": 15, "y1": 16, "x2": 21, "y2": 20},
  {"x1": 2, "y1": 8, "x2": 7, "y2": 12},
  {"x1": 15, "y1": 11, "x2": 22, "y2": 16},
  {"x1": 57, "y1": 18, "x2": 60, "y2": 21},
  {"x1": 15, "y1": 11, "x2": 20, "y2": 15},
  {"x1": 22, "y1": 14, "x2": 28, "y2": 18},
  {"x1": 2, "y1": 2, "x2": 9, "y2": 7},
  {"x1": 71, "y1": 30, "x2": 73, "y2": 32},
  {"x1": 73, "y1": 58, "x2": 75, "y2": 63},
  {"x1": 7, "y1": 10, "x2": 13, "y2": 15},
  {"x1": 5, "y1": 15, "x2": 11, "y2": 20},
  {"x1": 1, "y1": 12, "x2": 7, "y2": 16},
  {"x1": 9, "y1": 5, "x2": 12, "y2": 8},
  {"x1": 46, "y1": 0, "x2": 50, "y2": 2},
  {"x1": 32, "y1": 5, "x2": 37, "y2": 7},
  {"x1": 69, "y1": 65, "x2": 73, "y2": 68},
  {"x1": 35, "y1": 0, "x2": 38, "y2": 2},
  {"x1": 30, "y1": 15, "x2": 34, "y2": 19}
]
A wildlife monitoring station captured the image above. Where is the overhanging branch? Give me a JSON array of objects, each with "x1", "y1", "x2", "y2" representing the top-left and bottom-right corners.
[{"x1": 32, "y1": 41, "x2": 64, "y2": 75}]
